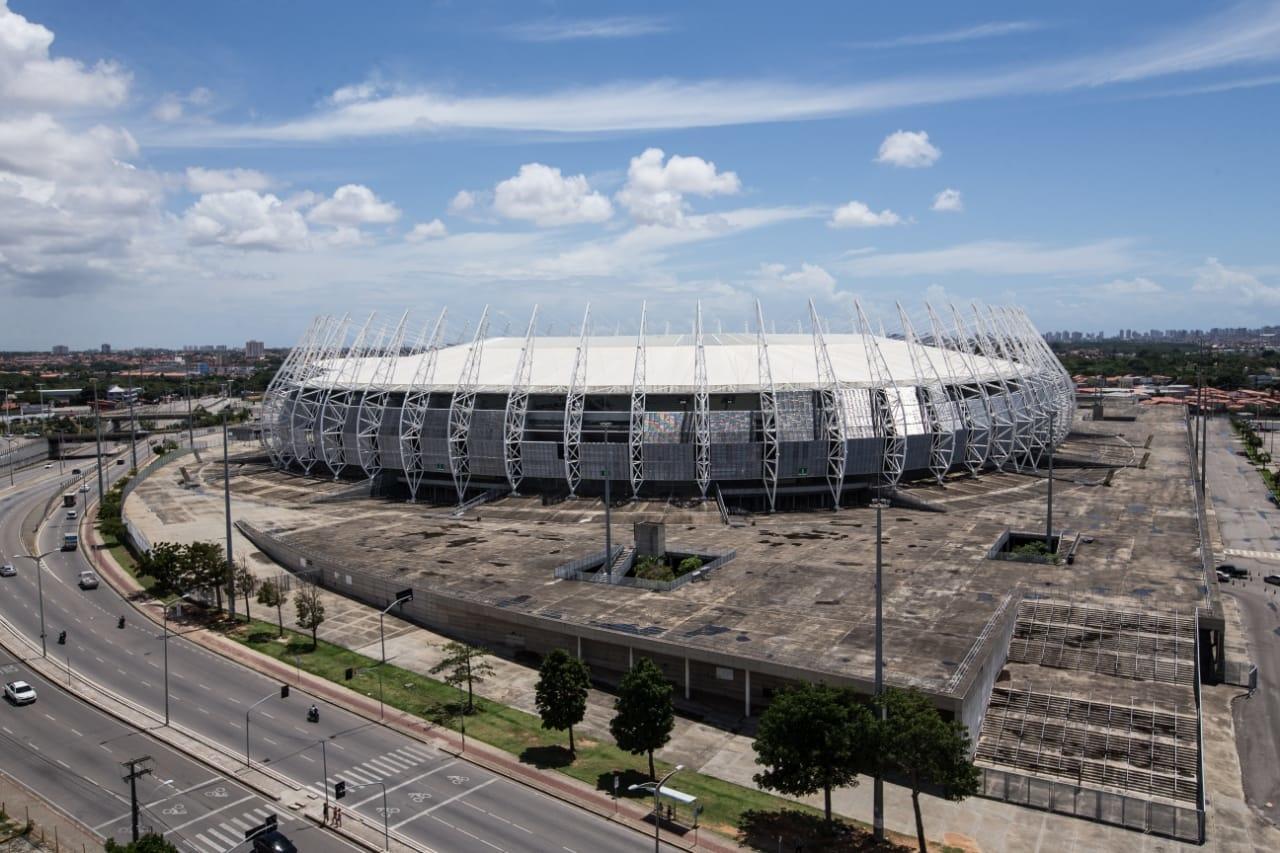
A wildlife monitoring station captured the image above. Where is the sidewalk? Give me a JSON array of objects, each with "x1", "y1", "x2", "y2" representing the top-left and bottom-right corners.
[
  {"x1": 117, "y1": 444, "x2": 1280, "y2": 852},
  {"x1": 0, "y1": 770, "x2": 99, "y2": 852}
]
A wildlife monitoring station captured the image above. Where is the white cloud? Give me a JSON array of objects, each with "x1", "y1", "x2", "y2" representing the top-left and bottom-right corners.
[
  {"x1": 830, "y1": 200, "x2": 903, "y2": 228},
  {"x1": 504, "y1": 16, "x2": 669, "y2": 42},
  {"x1": 1096, "y1": 276, "x2": 1162, "y2": 296},
  {"x1": 406, "y1": 219, "x2": 447, "y2": 242},
  {"x1": 323, "y1": 226, "x2": 367, "y2": 248},
  {"x1": 493, "y1": 163, "x2": 613, "y2": 226},
  {"x1": 183, "y1": 190, "x2": 310, "y2": 251},
  {"x1": 1191, "y1": 257, "x2": 1280, "y2": 305},
  {"x1": 307, "y1": 184, "x2": 400, "y2": 226},
  {"x1": 448, "y1": 189, "x2": 476, "y2": 215},
  {"x1": 841, "y1": 239, "x2": 1141, "y2": 277},
  {"x1": 876, "y1": 130, "x2": 940, "y2": 168},
  {"x1": 616, "y1": 148, "x2": 741, "y2": 227},
  {"x1": 932, "y1": 188, "x2": 963, "y2": 212},
  {"x1": 175, "y1": 5, "x2": 1280, "y2": 143},
  {"x1": 185, "y1": 166, "x2": 272, "y2": 194},
  {"x1": 152, "y1": 87, "x2": 215, "y2": 122},
  {"x1": 0, "y1": 0, "x2": 130, "y2": 110},
  {"x1": 854, "y1": 20, "x2": 1044, "y2": 49}
]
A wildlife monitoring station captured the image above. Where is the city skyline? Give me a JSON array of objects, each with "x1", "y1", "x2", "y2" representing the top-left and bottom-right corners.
[{"x1": 2, "y1": 1, "x2": 1279, "y2": 347}]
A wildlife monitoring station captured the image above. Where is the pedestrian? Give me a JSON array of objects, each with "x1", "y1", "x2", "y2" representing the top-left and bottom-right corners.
[
  {"x1": 323, "y1": 802, "x2": 329, "y2": 825},
  {"x1": 333, "y1": 805, "x2": 342, "y2": 827}
]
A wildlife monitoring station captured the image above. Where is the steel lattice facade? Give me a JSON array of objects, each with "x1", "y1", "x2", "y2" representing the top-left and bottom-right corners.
[{"x1": 262, "y1": 302, "x2": 1074, "y2": 509}]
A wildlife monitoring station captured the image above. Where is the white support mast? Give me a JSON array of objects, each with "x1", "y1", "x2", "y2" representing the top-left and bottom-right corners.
[
  {"x1": 320, "y1": 312, "x2": 375, "y2": 479},
  {"x1": 811, "y1": 299, "x2": 848, "y2": 508},
  {"x1": 291, "y1": 314, "x2": 349, "y2": 475},
  {"x1": 628, "y1": 303, "x2": 647, "y2": 498},
  {"x1": 355, "y1": 310, "x2": 409, "y2": 480},
  {"x1": 898, "y1": 303, "x2": 955, "y2": 484},
  {"x1": 448, "y1": 307, "x2": 489, "y2": 505},
  {"x1": 1014, "y1": 307, "x2": 1073, "y2": 443},
  {"x1": 278, "y1": 314, "x2": 338, "y2": 469},
  {"x1": 563, "y1": 305, "x2": 590, "y2": 496},
  {"x1": 990, "y1": 306, "x2": 1051, "y2": 467},
  {"x1": 261, "y1": 315, "x2": 323, "y2": 469},
  {"x1": 756, "y1": 300, "x2": 780, "y2": 512},
  {"x1": 970, "y1": 304, "x2": 1031, "y2": 470},
  {"x1": 693, "y1": 302, "x2": 711, "y2": 499},
  {"x1": 926, "y1": 303, "x2": 988, "y2": 476},
  {"x1": 398, "y1": 308, "x2": 448, "y2": 502},
  {"x1": 503, "y1": 306, "x2": 539, "y2": 493},
  {"x1": 856, "y1": 301, "x2": 907, "y2": 494},
  {"x1": 975, "y1": 304, "x2": 1037, "y2": 470}
]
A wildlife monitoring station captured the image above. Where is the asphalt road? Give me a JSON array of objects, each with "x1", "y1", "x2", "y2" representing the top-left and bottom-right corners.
[
  {"x1": 1205, "y1": 417, "x2": 1280, "y2": 824},
  {"x1": 0, "y1": 453, "x2": 677, "y2": 852},
  {"x1": 0, "y1": 647, "x2": 357, "y2": 853}
]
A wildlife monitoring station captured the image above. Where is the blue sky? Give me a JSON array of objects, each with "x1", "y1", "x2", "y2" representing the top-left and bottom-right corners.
[{"x1": 3, "y1": 1, "x2": 1280, "y2": 347}]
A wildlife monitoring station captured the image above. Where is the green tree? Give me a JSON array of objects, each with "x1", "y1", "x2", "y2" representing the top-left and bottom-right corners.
[
  {"x1": 257, "y1": 578, "x2": 285, "y2": 636},
  {"x1": 105, "y1": 833, "x2": 180, "y2": 853},
  {"x1": 753, "y1": 682, "x2": 872, "y2": 824},
  {"x1": 609, "y1": 657, "x2": 674, "y2": 780},
  {"x1": 233, "y1": 558, "x2": 258, "y2": 622},
  {"x1": 430, "y1": 641, "x2": 495, "y2": 713},
  {"x1": 138, "y1": 541, "x2": 185, "y2": 592},
  {"x1": 534, "y1": 648, "x2": 591, "y2": 754},
  {"x1": 293, "y1": 583, "x2": 326, "y2": 649},
  {"x1": 181, "y1": 541, "x2": 227, "y2": 608},
  {"x1": 878, "y1": 688, "x2": 980, "y2": 853}
]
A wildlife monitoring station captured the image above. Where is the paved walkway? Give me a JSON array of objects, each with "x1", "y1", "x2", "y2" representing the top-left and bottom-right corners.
[{"x1": 120, "y1": 443, "x2": 1280, "y2": 851}]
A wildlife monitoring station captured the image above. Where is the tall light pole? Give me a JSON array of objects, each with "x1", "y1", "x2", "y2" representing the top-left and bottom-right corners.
[
  {"x1": 602, "y1": 421, "x2": 613, "y2": 580},
  {"x1": 871, "y1": 494, "x2": 889, "y2": 842},
  {"x1": 1045, "y1": 411, "x2": 1055, "y2": 549},
  {"x1": 630, "y1": 763, "x2": 684, "y2": 853},
  {"x1": 128, "y1": 393, "x2": 138, "y2": 471},
  {"x1": 15, "y1": 548, "x2": 59, "y2": 657},
  {"x1": 91, "y1": 379, "x2": 105, "y2": 505},
  {"x1": 223, "y1": 381, "x2": 236, "y2": 619},
  {"x1": 185, "y1": 372, "x2": 195, "y2": 451}
]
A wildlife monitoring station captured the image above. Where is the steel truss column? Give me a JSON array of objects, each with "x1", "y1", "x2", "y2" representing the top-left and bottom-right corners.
[
  {"x1": 693, "y1": 302, "x2": 711, "y2": 499},
  {"x1": 957, "y1": 304, "x2": 1016, "y2": 471},
  {"x1": 856, "y1": 301, "x2": 907, "y2": 493},
  {"x1": 563, "y1": 305, "x2": 590, "y2": 496},
  {"x1": 504, "y1": 306, "x2": 539, "y2": 493},
  {"x1": 355, "y1": 311, "x2": 410, "y2": 480},
  {"x1": 261, "y1": 316, "x2": 323, "y2": 468},
  {"x1": 990, "y1": 306, "x2": 1052, "y2": 467},
  {"x1": 279, "y1": 315, "x2": 339, "y2": 469},
  {"x1": 756, "y1": 300, "x2": 780, "y2": 512},
  {"x1": 810, "y1": 299, "x2": 848, "y2": 509},
  {"x1": 320, "y1": 312, "x2": 376, "y2": 478},
  {"x1": 628, "y1": 303, "x2": 647, "y2": 498},
  {"x1": 897, "y1": 304, "x2": 955, "y2": 484},
  {"x1": 448, "y1": 307, "x2": 490, "y2": 505},
  {"x1": 1014, "y1": 308, "x2": 1074, "y2": 444},
  {"x1": 291, "y1": 315, "x2": 350, "y2": 474},
  {"x1": 398, "y1": 309, "x2": 448, "y2": 502},
  {"x1": 974, "y1": 305, "x2": 1038, "y2": 471},
  {"x1": 925, "y1": 303, "x2": 987, "y2": 476}
]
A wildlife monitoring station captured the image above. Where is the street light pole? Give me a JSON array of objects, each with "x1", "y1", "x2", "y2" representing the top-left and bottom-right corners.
[
  {"x1": 630, "y1": 764, "x2": 684, "y2": 853},
  {"x1": 92, "y1": 379, "x2": 105, "y2": 506},
  {"x1": 223, "y1": 382, "x2": 236, "y2": 620},
  {"x1": 185, "y1": 373, "x2": 195, "y2": 451},
  {"x1": 602, "y1": 422, "x2": 612, "y2": 581},
  {"x1": 128, "y1": 394, "x2": 137, "y2": 471},
  {"x1": 872, "y1": 495, "x2": 888, "y2": 842},
  {"x1": 15, "y1": 549, "x2": 58, "y2": 657},
  {"x1": 1046, "y1": 411, "x2": 1055, "y2": 549}
]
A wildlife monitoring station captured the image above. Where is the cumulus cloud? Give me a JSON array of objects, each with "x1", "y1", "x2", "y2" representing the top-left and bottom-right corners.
[
  {"x1": 876, "y1": 130, "x2": 941, "y2": 168},
  {"x1": 183, "y1": 190, "x2": 310, "y2": 251},
  {"x1": 306, "y1": 184, "x2": 400, "y2": 226},
  {"x1": 406, "y1": 219, "x2": 447, "y2": 242},
  {"x1": 0, "y1": 0, "x2": 130, "y2": 109},
  {"x1": 829, "y1": 200, "x2": 903, "y2": 228},
  {"x1": 1192, "y1": 257, "x2": 1280, "y2": 305},
  {"x1": 185, "y1": 166, "x2": 272, "y2": 194},
  {"x1": 493, "y1": 163, "x2": 613, "y2": 226},
  {"x1": 448, "y1": 189, "x2": 477, "y2": 215},
  {"x1": 752, "y1": 262, "x2": 847, "y2": 307},
  {"x1": 1096, "y1": 276, "x2": 1162, "y2": 296},
  {"x1": 616, "y1": 148, "x2": 741, "y2": 227},
  {"x1": 932, "y1": 188, "x2": 963, "y2": 212}
]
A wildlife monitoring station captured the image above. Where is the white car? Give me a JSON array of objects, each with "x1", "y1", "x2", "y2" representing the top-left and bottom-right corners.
[
  {"x1": 80, "y1": 484, "x2": 90, "y2": 493},
  {"x1": 0, "y1": 563, "x2": 15, "y2": 577},
  {"x1": 4, "y1": 680, "x2": 36, "y2": 705},
  {"x1": 78, "y1": 571, "x2": 99, "y2": 590},
  {"x1": 43, "y1": 463, "x2": 52, "y2": 469}
]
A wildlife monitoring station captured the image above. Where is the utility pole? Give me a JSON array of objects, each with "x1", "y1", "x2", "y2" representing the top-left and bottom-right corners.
[
  {"x1": 121, "y1": 756, "x2": 153, "y2": 843},
  {"x1": 92, "y1": 379, "x2": 105, "y2": 506},
  {"x1": 186, "y1": 373, "x2": 195, "y2": 451},
  {"x1": 128, "y1": 393, "x2": 138, "y2": 471},
  {"x1": 602, "y1": 422, "x2": 613, "y2": 581},
  {"x1": 871, "y1": 493, "x2": 889, "y2": 842},
  {"x1": 223, "y1": 382, "x2": 236, "y2": 619}
]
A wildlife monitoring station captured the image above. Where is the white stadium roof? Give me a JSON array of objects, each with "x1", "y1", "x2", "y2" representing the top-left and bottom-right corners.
[{"x1": 313, "y1": 332, "x2": 1023, "y2": 394}]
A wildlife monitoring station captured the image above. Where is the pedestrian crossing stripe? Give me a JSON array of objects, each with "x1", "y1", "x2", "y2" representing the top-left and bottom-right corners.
[
  {"x1": 1223, "y1": 548, "x2": 1280, "y2": 561},
  {"x1": 185, "y1": 807, "x2": 295, "y2": 853}
]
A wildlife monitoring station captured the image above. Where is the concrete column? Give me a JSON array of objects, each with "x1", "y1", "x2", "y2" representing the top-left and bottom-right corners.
[
  {"x1": 744, "y1": 668, "x2": 751, "y2": 717},
  {"x1": 684, "y1": 657, "x2": 690, "y2": 700},
  {"x1": 576, "y1": 635, "x2": 582, "y2": 660}
]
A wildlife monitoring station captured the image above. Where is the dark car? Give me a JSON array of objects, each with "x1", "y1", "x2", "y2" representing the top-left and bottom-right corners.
[
  {"x1": 1265, "y1": 575, "x2": 1280, "y2": 586},
  {"x1": 251, "y1": 831, "x2": 297, "y2": 853},
  {"x1": 1219, "y1": 564, "x2": 1248, "y2": 578}
]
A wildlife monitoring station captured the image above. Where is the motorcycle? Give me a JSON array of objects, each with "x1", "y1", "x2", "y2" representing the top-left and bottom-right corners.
[{"x1": 307, "y1": 706, "x2": 320, "y2": 723}]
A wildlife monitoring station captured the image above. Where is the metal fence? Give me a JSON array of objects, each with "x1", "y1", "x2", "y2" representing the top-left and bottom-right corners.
[{"x1": 978, "y1": 766, "x2": 1204, "y2": 842}]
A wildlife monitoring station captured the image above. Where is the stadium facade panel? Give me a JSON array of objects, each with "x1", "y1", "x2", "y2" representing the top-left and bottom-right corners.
[{"x1": 261, "y1": 303, "x2": 1073, "y2": 509}]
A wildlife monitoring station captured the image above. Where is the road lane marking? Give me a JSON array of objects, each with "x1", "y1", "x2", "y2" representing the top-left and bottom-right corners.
[
  {"x1": 162, "y1": 794, "x2": 254, "y2": 834},
  {"x1": 346, "y1": 760, "x2": 457, "y2": 809},
  {"x1": 391, "y1": 778, "x2": 495, "y2": 829},
  {"x1": 68, "y1": 728, "x2": 82, "y2": 737},
  {"x1": 143, "y1": 776, "x2": 222, "y2": 808}
]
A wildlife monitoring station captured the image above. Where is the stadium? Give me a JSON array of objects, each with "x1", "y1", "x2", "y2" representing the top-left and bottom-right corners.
[{"x1": 260, "y1": 302, "x2": 1075, "y2": 510}]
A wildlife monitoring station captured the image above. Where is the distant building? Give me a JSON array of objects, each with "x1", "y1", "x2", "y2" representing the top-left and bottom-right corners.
[
  {"x1": 245, "y1": 339, "x2": 265, "y2": 359},
  {"x1": 105, "y1": 385, "x2": 141, "y2": 404},
  {"x1": 100, "y1": 343, "x2": 111, "y2": 354},
  {"x1": 51, "y1": 345, "x2": 69, "y2": 355}
]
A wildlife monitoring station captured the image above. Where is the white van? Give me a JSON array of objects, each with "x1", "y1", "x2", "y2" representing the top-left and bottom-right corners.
[{"x1": 66, "y1": 510, "x2": 78, "y2": 521}]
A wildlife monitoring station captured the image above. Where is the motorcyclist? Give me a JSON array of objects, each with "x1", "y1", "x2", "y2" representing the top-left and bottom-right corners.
[{"x1": 307, "y1": 704, "x2": 319, "y2": 722}]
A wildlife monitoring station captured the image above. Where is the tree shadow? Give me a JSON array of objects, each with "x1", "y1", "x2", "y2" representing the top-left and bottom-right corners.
[
  {"x1": 738, "y1": 808, "x2": 904, "y2": 853},
  {"x1": 519, "y1": 745, "x2": 574, "y2": 769},
  {"x1": 422, "y1": 699, "x2": 468, "y2": 726},
  {"x1": 246, "y1": 630, "x2": 275, "y2": 644},
  {"x1": 593, "y1": 767, "x2": 651, "y2": 796}
]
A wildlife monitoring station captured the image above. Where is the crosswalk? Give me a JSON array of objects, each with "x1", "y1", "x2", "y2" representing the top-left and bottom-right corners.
[
  {"x1": 322, "y1": 741, "x2": 438, "y2": 789},
  {"x1": 187, "y1": 806, "x2": 295, "y2": 853},
  {"x1": 1223, "y1": 548, "x2": 1280, "y2": 562}
]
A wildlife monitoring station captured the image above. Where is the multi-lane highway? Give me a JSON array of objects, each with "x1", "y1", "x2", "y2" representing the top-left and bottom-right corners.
[{"x1": 0, "y1": 445, "x2": 677, "y2": 852}]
